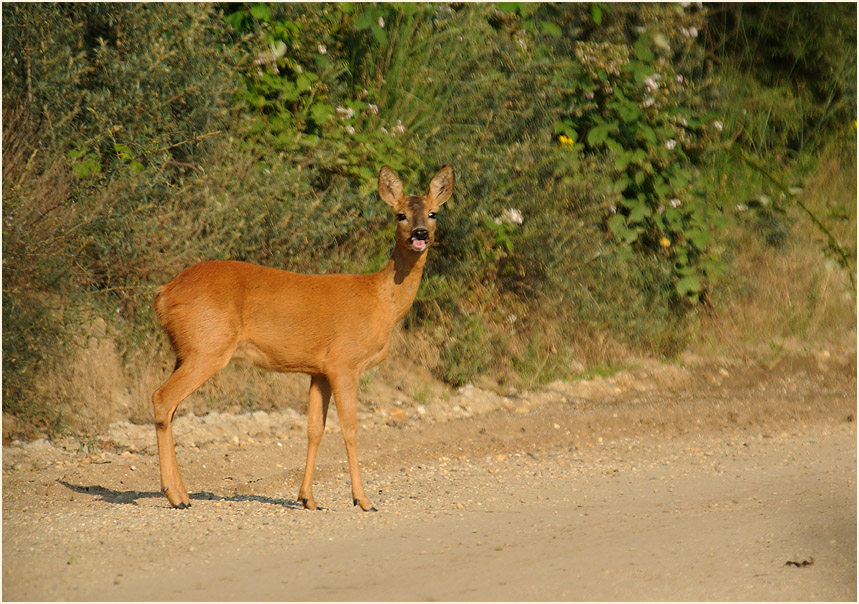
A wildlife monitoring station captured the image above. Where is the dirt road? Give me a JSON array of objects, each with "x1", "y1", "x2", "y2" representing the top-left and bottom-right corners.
[{"x1": 3, "y1": 353, "x2": 856, "y2": 601}]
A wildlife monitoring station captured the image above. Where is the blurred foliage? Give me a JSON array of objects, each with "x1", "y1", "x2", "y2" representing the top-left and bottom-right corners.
[
  {"x1": 705, "y1": 2, "x2": 856, "y2": 154},
  {"x1": 2, "y1": 2, "x2": 855, "y2": 432}
]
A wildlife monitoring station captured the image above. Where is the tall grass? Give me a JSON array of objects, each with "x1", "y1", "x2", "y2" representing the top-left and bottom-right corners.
[{"x1": 2, "y1": 2, "x2": 855, "y2": 439}]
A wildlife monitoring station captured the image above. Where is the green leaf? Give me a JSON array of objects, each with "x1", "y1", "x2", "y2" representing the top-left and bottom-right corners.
[
  {"x1": 634, "y1": 36, "x2": 655, "y2": 62},
  {"x1": 619, "y1": 102, "x2": 640, "y2": 123},
  {"x1": 310, "y1": 102, "x2": 333, "y2": 123},
  {"x1": 676, "y1": 275, "x2": 702, "y2": 297},
  {"x1": 614, "y1": 152, "x2": 631, "y2": 171},
  {"x1": 607, "y1": 213, "x2": 628, "y2": 239},
  {"x1": 250, "y1": 4, "x2": 271, "y2": 22},
  {"x1": 628, "y1": 201, "x2": 651, "y2": 224},
  {"x1": 539, "y1": 21, "x2": 562, "y2": 36},
  {"x1": 296, "y1": 73, "x2": 312, "y2": 92},
  {"x1": 587, "y1": 124, "x2": 607, "y2": 146},
  {"x1": 639, "y1": 124, "x2": 657, "y2": 145},
  {"x1": 224, "y1": 10, "x2": 250, "y2": 31},
  {"x1": 665, "y1": 208, "x2": 683, "y2": 230},
  {"x1": 354, "y1": 12, "x2": 375, "y2": 29},
  {"x1": 495, "y1": 3, "x2": 522, "y2": 14},
  {"x1": 605, "y1": 139, "x2": 622, "y2": 155},
  {"x1": 591, "y1": 3, "x2": 603, "y2": 25},
  {"x1": 372, "y1": 24, "x2": 388, "y2": 46},
  {"x1": 686, "y1": 227, "x2": 713, "y2": 250}
]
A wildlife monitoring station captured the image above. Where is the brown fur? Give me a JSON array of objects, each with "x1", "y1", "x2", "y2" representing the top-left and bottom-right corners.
[{"x1": 151, "y1": 165, "x2": 454, "y2": 511}]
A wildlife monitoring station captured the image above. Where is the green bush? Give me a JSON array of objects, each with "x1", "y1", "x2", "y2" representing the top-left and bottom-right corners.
[{"x1": 2, "y1": 2, "x2": 855, "y2": 437}]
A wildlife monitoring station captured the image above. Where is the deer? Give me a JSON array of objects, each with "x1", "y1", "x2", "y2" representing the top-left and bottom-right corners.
[{"x1": 151, "y1": 164, "x2": 454, "y2": 512}]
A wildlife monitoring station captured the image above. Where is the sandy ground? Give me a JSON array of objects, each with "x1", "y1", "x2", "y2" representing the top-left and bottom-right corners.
[{"x1": 2, "y1": 352, "x2": 856, "y2": 601}]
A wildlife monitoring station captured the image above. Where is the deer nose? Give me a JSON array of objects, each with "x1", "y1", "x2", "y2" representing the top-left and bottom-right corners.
[{"x1": 412, "y1": 228, "x2": 429, "y2": 241}]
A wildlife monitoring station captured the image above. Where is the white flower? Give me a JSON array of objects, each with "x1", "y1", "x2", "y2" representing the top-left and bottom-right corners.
[
  {"x1": 335, "y1": 106, "x2": 355, "y2": 120},
  {"x1": 643, "y1": 97, "x2": 655, "y2": 107},
  {"x1": 665, "y1": 139, "x2": 677, "y2": 150},
  {"x1": 713, "y1": 120, "x2": 724, "y2": 131},
  {"x1": 317, "y1": 45, "x2": 327, "y2": 55},
  {"x1": 675, "y1": 74, "x2": 684, "y2": 84},
  {"x1": 689, "y1": 26, "x2": 698, "y2": 37},
  {"x1": 502, "y1": 208, "x2": 524, "y2": 225},
  {"x1": 669, "y1": 198, "x2": 682, "y2": 208},
  {"x1": 584, "y1": 91, "x2": 595, "y2": 100},
  {"x1": 345, "y1": 125, "x2": 355, "y2": 134},
  {"x1": 643, "y1": 75, "x2": 659, "y2": 92},
  {"x1": 377, "y1": 16, "x2": 385, "y2": 28},
  {"x1": 393, "y1": 120, "x2": 405, "y2": 134},
  {"x1": 380, "y1": 127, "x2": 388, "y2": 134},
  {"x1": 736, "y1": 203, "x2": 748, "y2": 212},
  {"x1": 368, "y1": 103, "x2": 379, "y2": 115}
]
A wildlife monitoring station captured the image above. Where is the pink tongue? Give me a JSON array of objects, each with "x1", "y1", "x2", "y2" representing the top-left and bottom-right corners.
[{"x1": 412, "y1": 239, "x2": 426, "y2": 251}]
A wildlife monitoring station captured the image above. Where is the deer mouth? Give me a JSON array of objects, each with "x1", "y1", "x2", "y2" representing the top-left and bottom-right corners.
[{"x1": 409, "y1": 238, "x2": 428, "y2": 252}]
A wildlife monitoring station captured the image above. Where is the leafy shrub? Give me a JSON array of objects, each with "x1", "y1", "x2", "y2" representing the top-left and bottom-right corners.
[{"x1": 2, "y1": 2, "x2": 854, "y2": 437}]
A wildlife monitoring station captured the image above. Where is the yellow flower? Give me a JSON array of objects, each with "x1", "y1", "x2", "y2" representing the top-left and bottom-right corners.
[
  {"x1": 659, "y1": 236, "x2": 671, "y2": 248},
  {"x1": 558, "y1": 134, "x2": 574, "y2": 151}
]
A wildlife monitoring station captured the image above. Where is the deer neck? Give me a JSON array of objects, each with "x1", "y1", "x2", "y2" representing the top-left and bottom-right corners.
[{"x1": 379, "y1": 244, "x2": 428, "y2": 323}]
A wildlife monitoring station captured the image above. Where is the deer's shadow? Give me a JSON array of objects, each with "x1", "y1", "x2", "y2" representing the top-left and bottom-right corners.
[{"x1": 57, "y1": 480, "x2": 304, "y2": 509}]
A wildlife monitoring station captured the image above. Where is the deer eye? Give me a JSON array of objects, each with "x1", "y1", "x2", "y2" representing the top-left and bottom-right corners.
[
  {"x1": 396, "y1": 213, "x2": 407, "y2": 222},
  {"x1": 428, "y1": 212, "x2": 437, "y2": 220}
]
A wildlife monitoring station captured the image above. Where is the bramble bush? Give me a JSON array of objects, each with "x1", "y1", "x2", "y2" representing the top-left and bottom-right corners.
[{"x1": 2, "y1": 2, "x2": 855, "y2": 436}]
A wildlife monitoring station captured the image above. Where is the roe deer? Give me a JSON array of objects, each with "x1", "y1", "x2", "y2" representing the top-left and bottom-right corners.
[{"x1": 151, "y1": 165, "x2": 454, "y2": 512}]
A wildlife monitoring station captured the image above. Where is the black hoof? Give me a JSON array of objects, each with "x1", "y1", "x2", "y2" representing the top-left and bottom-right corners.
[
  {"x1": 354, "y1": 498, "x2": 378, "y2": 512},
  {"x1": 175, "y1": 502, "x2": 189, "y2": 509}
]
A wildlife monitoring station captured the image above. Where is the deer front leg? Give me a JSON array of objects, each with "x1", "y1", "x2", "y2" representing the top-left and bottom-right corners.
[
  {"x1": 331, "y1": 373, "x2": 376, "y2": 512},
  {"x1": 298, "y1": 374, "x2": 331, "y2": 510}
]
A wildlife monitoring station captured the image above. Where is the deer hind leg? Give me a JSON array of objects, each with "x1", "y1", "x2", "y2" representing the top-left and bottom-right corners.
[
  {"x1": 298, "y1": 374, "x2": 331, "y2": 510},
  {"x1": 152, "y1": 353, "x2": 231, "y2": 508},
  {"x1": 330, "y1": 372, "x2": 376, "y2": 512}
]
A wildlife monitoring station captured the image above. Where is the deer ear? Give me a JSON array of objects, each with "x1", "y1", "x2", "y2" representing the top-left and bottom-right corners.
[
  {"x1": 378, "y1": 165, "x2": 403, "y2": 208},
  {"x1": 428, "y1": 164, "x2": 454, "y2": 205}
]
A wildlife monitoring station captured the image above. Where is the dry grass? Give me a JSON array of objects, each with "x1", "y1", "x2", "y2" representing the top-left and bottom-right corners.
[{"x1": 700, "y1": 148, "x2": 857, "y2": 360}]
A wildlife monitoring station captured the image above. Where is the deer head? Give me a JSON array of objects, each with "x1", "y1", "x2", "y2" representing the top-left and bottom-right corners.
[{"x1": 378, "y1": 165, "x2": 454, "y2": 254}]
